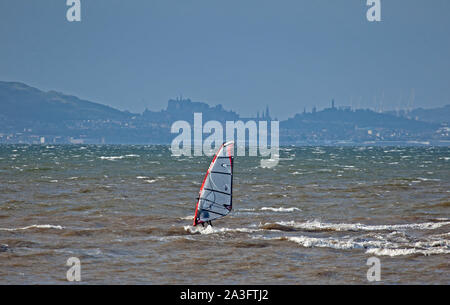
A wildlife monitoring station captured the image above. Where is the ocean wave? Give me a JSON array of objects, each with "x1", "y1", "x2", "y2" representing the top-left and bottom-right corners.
[
  {"x1": 259, "y1": 223, "x2": 297, "y2": 232},
  {"x1": 254, "y1": 234, "x2": 450, "y2": 257},
  {"x1": 366, "y1": 248, "x2": 450, "y2": 257},
  {"x1": 265, "y1": 220, "x2": 450, "y2": 232},
  {"x1": 99, "y1": 155, "x2": 139, "y2": 161},
  {"x1": 284, "y1": 235, "x2": 389, "y2": 250},
  {"x1": 416, "y1": 177, "x2": 441, "y2": 182},
  {"x1": 429, "y1": 232, "x2": 450, "y2": 238},
  {"x1": 100, "y1": 156, "x2": 125, "y2": 161},
  {"x1": 184, "y1": 225, "x2": 261, "y2": 235},
  {"x1": 237, "y1": 208, "x2": 256, "y2": 212},
  {"x1": 179, "y1": 215, "x2": 194, "y2": 220},
  {"x1": 0, "y1": 224, "x2": 64, "y2": 231},
  {"x1": 260, "y1": 207, "x2": 301, "y2": 212}
]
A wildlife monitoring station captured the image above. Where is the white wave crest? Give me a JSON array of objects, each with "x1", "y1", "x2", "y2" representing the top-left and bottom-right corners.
[
  {"x1": 100, "y1": 155, "x2": 139, "y2": 161},
  {"x1": 256, "y1": 235, "x2": 450, "y2": 257},
  {"x1": 179, "y1": 215, "x2": 194, "y2": 220},
  {"x1": 100, "y1": 156, "x2": 125, "y2": 161},
  {"x1": 0, "y1": 224, "x2": 64, "y2": 231},
  {"x1": 261, "y1": 207, "x2": 301, "y2": 212},
  {"x1": 184, "y1": 225, "x2": 261, "y2": 235},
  {"x1": 237, "y1": 208, "x2": 256, "y2": 212},
  {"x1": 366, "y1": 247, "x2": 450, "y2": 257},
  {"x1": 271, "y1": 220, "x2": 450, "y2": 232},
  {"x1": 283, "y1": 235, "x2": 395, "y2": 250}
]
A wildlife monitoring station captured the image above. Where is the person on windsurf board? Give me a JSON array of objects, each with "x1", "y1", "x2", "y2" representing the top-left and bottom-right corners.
[{"x1": 193, "y1": 141, "x2": 234, "y2": 227}]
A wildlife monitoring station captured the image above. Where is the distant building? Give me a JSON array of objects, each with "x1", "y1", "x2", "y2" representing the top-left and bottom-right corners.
[
  {"x1": 69, "y1": 137, "x2": 84, "y2": 144},
  {"x1": 255, "y1": 105, "x2": 271, "y2": 120},
  {"x1": 265, "y1": 105, "x2": 270, "y2": 119}
]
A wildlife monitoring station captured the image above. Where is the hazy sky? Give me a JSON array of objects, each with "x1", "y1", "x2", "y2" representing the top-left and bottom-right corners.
[{"x1": 1, "y1": 0, "x2": 449, "y2": 119}]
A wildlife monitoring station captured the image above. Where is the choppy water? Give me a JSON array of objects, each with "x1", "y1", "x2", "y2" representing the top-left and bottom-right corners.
[{"x1": 0, "y1": 145, "x2": 449, "y2": 284}]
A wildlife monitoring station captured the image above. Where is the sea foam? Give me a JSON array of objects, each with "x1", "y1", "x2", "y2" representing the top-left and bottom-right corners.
[
  {"x1": 184, "y1": 225, "x2": 261, "y2": 235},
  {"x1": 0, "y1": 224, "x2": 64, "y2": 231},
  {"x1": 267, "y1": 220, "x2": 450, "y2": 232},
  {"x1": 260, "y1": 207, "x2": 301, "y2": 212}
]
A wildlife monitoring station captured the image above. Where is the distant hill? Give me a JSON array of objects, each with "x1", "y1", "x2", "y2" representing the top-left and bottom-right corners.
[
  {"x1": 384, "y1": 105, "x2": 450, "y2": 124},
  {"x1": 280, "y1": 107, "x2": 441, "y2": 144},
  {"x1": 0, "y1": 81, "x2": 132, "y2": 122},
  {"x1": 283, "y1": 107, "x2": 438, "y2": 132}
]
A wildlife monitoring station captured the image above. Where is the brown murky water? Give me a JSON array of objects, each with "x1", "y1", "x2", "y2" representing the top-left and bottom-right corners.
[{"x1": 0, "y1": 145, "x2": 449, "y2": 284}]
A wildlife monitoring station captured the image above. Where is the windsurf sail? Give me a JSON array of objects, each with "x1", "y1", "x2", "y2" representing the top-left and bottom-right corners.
[{"x1": 193, "y1": 141, "x2": 234, "y2": 226}]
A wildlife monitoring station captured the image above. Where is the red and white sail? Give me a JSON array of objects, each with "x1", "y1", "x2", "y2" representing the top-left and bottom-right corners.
[{"x1": 193, "y1": 141, "x2": 234, "y2": 226}]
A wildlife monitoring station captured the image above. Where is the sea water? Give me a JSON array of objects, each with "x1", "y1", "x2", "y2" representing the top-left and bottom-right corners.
[{"x1": 0, "y1": 145, "x2": 448, "y2": 284}]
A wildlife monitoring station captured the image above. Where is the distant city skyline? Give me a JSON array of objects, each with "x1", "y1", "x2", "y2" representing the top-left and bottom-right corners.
[
  {"x1": 1, "y1": 80, "x2": 449, "y2": 145},
  {"x1": 1, "y1": 0, "x2": 449, "y2": 119}
]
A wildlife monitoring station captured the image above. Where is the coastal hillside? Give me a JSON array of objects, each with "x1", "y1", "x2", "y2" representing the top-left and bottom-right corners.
[{"x1": 0, "y1": 81, "x2": 132, "y2": 122}]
